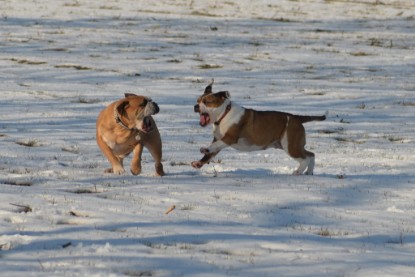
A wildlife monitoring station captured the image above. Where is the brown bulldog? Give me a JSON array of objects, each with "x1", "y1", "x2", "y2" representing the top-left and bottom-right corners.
[
  {"x1": 192, "y1": 80, "x2": 326, "y2": 175},
  {"x1": 96, "y1": 93, "x2": 164, "y2": 176}
]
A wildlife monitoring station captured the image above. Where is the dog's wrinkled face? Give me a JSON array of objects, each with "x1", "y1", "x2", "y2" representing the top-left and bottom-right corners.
[
  {"x1": 194, "y1": 81, "x2": 230, "y2": 127},
  {"x1": 117, "y1": 93, "x2": 159, "y2": 133}
]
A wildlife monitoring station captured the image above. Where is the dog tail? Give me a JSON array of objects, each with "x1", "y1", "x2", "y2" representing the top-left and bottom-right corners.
[{"x1": 296, "y1": 111, "x2": 328, "y2": 123}]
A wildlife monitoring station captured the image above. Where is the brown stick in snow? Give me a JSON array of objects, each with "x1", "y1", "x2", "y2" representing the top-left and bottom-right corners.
[{"x1": 164, "y1": 205, "x2": 176, "y2": 215}]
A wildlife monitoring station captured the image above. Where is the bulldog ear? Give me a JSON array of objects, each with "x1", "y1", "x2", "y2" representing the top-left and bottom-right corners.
[
  {"x1": 204, "y1": 78, "x2": 214, "y2": 95},
  {"x1": 217, "y1": 91, "x2": 230, "y2": 99},
  {"x1": 117, "y1": 100, "x2": 129, "y2": 117},
  {"x1": 124, "y1": 93, "x2": 137, "y2": 98}
]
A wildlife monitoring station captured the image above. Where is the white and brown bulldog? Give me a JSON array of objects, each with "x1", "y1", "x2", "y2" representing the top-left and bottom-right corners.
[
  {"x1": 96, "y1": 93, "x2": 164, "y2": 176},
  {"x1": 191, "y1": 80, "x2": 326, "y2": 175}
]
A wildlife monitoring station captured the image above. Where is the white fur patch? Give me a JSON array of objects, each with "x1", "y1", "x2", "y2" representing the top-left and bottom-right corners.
[
  {"x1": 207, "y1": 139, "x2": 228, "y2": 153},
  {"x1": 293, "y1": 157, "x2": 310, "y2": 175},
  {"x1": 144, "y1": 101, "x2": 157, "y2": 116},
  {"x1": 231, "y1": 138, "x2": 264, "y2": 152},
  {"x1": 213, "y1": 102, "x2": 245, "y2": 138},
  {"x1": 281, "y1": 131, "x2": 288, "y2": 153},
  {"x1": 103, "y1": 135, "x2": 115, "y2": 150},
  {"x1": 281, "y1": 115, "x2": 290, "y2": 153}
]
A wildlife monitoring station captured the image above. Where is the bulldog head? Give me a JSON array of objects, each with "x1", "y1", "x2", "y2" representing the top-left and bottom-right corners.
[
  {"x1": 116, "y1": 93, "x2": 159, "y2": 133},
  {"x1": 194, "y1": 80, "x2": 230, "y2": 127}
]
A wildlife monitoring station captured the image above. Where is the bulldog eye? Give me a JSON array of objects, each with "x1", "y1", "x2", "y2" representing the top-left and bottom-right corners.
[{"x1": 140, "y1": 99, "x2": 148, "y2": 107}]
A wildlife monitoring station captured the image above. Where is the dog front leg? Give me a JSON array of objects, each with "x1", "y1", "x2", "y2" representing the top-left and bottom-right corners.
[
  {"x1": 200, "y1": 139, "x2": 228, "y2": 155},
  {"x1": 97, "y1": 135, "x2": 125, "y2": 174},
  {"x1": 191, "y1": 151, "x2": 219, "y2": 169},
  {"x1": 144, "y1": 133, "x2": 165, "y2": 177},
  {"x1": 131, "y1": 143, "x2": 143, "y2": 175},
  {"x1": 192, "y1": 138, "x2": 228, "y2": 169}
]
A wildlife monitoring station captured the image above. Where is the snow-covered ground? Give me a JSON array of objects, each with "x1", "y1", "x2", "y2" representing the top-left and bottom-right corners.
[{"x1": 1, "y1": 0, "x2": 415, "y2": 276}]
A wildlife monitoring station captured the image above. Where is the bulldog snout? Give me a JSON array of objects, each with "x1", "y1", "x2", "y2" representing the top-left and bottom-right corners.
[
  {"x1": 153, "y1": 102, "x2": 160, "y2": 114},
  {"x1": 194, "y1": 104, "x2": 200, "y2": 113}
]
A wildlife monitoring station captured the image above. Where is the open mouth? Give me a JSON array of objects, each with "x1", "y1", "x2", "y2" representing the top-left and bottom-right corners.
[
  {"x1": 199, "y1": 113, "x2": 210, "y2": 127},
  {"x1": 141, "y1": 116, "x2": 153, "y2": 133}
]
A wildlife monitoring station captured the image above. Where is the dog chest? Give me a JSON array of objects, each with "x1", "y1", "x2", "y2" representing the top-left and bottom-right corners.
[
  {"x1": 103, "y1": 135, "x2": 137, "y2": 156},
  {"x1": 212, "y1": 104, "x2": 245, "y2": 138}
]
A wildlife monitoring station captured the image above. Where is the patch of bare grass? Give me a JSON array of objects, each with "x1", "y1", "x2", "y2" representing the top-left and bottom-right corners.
[
  {"x1": 197, "y1": 64, "x2": 223, "y2": 69},
  {"x1": 318, "y1": 127, "x2": 344, "y2": 134},
  {"x1": 10, "y1": 203, "x2": 32, "y2": 213},
  {"x1": 123, "y1": 270, "x2": 153, "y2": 277},
  {"x1": 99, "y1": 5, "x2": 121, "y2": 10},
  {"x1": 255, "y1": 17, "x2": 293, "y2": 23},
  {"x1": 349, "y1": 51, "x2": 373, "y2": 57},
  {"x1": 42, "y1": 48, "x2": 69, "y2": 52},
  {"x1": 4, "y1": 180, "x2": 33, "y2": 186},
  {"x1": 11, "y1": 58, "x2": 47, "y2": 65},
  {"x1": 334, "y1": 137, "x2": 365, "y2": 144},
  {"x1": 190, "y1": 11, "x2": 217, "y2": 17},
  {"x1": 67, "y1": 188, "x2": 101, "y2": 194},
  {"x1": 64, "y1": 2, "x2": 81, "y2": 7},
  {"x1": 170, "y1": 161, "x2": 189, "y2": 166},
  {"x1": 55, "y1": 64, "x2": 93, "y2": 70},
  {"x1": 385, "y1": 136, "x2": 406, "y2": 143},
  {"x1": 316, "y1": 227, "x2": 349, "y2": 237},
  {"x1": 167, "y1": 59, "x2": 182, "y2": 63}
]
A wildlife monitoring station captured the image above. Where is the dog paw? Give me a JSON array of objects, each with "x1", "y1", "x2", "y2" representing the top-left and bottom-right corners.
[
  {"x1": 191, "y1": 161, "x2": 203, "y2": 169},
  {"x1": 113, "y1": 165, "x2": 125, "y2": 175},
  {"x1": 292, "y1": 170, "x2": 302, "y2": 176},
  {"x1": 130, "y1": 167, "x2": 141, "y2": 176},
  {"x1": 200, "y1": 147, "x2": 210, "y2": 154},
  {"x1": 155, "y1": 164, "x2": 165, "y2": 176}
]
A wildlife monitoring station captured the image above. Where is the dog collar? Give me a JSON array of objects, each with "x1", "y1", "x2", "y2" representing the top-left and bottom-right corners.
[
  {"x1": 113, "y1": 105, "x2": 138, "y2": 132},
  {"x1": 214, "y1": 103, "x2": 231, "y2": 126}
]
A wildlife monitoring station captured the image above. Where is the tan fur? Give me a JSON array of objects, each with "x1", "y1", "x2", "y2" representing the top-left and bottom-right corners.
[{"x1": 96, "y1": 94, "x2": 164, "y2": 176}]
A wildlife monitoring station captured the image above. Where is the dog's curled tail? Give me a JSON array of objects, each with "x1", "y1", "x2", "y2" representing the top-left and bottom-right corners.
[{"x1": 296, "y1": 111, "x2": 328, "y2": 123}]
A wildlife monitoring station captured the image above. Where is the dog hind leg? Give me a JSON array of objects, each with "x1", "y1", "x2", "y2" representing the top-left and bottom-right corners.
[
  {"x1": 281, "y1": 121, "x2": 315, "y2": 175},
  {"x1": 293, "y1": 156, "x2": 309, "y2": 175},
  {"x1": 293, "y1": 151, "x2": 314, "y2": 175}
]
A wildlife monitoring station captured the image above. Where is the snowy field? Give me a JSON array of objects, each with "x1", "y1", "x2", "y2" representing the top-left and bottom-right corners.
[{"x1": 1, "y1": 0, "x2": 415, "y2": 276}]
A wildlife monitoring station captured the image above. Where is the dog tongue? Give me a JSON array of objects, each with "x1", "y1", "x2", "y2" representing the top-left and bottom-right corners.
[{"x1": 200, "y1": 114, "x2": 210, "y2": 126}]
